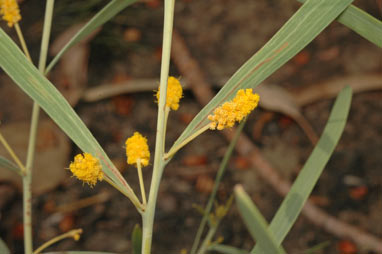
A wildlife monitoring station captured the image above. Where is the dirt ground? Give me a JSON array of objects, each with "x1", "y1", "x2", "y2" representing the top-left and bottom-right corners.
[{"x1": 0, "y1": 0, "x2": 381, "y2": 253}]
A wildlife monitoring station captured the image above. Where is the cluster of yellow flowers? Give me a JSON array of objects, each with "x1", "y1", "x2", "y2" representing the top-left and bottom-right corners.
[
  {"x1": 69, "y1": 132, "x2": 150, "y2": 186},
  {"x1": 69, "y1": 153, "x2": 104, "y2": 187},
  {"x1": 208, "y1": 88, "x2": 260, "y2": 130},
  {"x1": 69, "y1": 77, "x2": 182, "y2": 186},
  {"x1": 125, "y1": 132, "x2": 150, "y2": 167},
  {"x1": 156, "y1": 76, "x2": 183, "y2": 111},
  {"x1": 68, "y1": 78, "x2": 260, "y2": 187},
  {"x1": 0, "y1": 0, "x2": 21, "y2": 27}
]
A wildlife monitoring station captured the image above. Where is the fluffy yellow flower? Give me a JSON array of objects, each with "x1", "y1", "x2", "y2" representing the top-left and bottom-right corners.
[
  {"x1": 208, "y1": 89, "x2": 260, "y2": 130},
  {"x1": 125, "y1": 132, "x2": 150, "y2": 167},
  {"x1": 69, "y1": 153, "x2": 104, "y2": 187},
  {"x1": 156, "y1": 76, "x2": 183, "y2": 111},
  {"x1": 0, "y1": 0, "x2": 21, "y2": 27}
]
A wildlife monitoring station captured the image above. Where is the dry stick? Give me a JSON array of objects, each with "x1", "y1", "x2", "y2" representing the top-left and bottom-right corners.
[
  {"x1": 170, "y1": 29, "x2": 382, "y2": 253},
  {"x1": 289, "y1": 74, "x2": 382, "y2": 106},
  {"x1": 54, "y1": 192, "x2": 110, "y2": 213},
  {"x1": 83, "y1": 74, "x2": 382, "y2": 104}
]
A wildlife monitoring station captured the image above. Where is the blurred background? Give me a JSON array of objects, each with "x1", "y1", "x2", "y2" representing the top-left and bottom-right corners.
[{"x1": 0, "y1": 0, "x2": 381, "y2": 253}]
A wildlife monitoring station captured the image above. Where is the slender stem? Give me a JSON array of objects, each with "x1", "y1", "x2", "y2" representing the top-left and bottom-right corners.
[
  {"x1": 15, "y1": 20, "x2": 35, "y2": 254},
  {"x1": 137, "y1": 159, "x2": 147, "y2": 206},
  {"x1": 97, "y1": 151, "x2": 143, "y2": 212},
  {"x1": 163, "y1": 106, "x2": 170, "y2": 152},
  {"x1": 104, "y1": 176, "x2": 145, "y2": 212},
  {"x1": 190, "y1": 119, "x2": 247, "y2": 254},
  {"x1": 164, "y1": 124, "x2": 210, "y2": 160},
  {"x1": 22, "y1": 176, "x2": 33, "y2": 254},
  {"x1": 22, "y1": 2, "x2": 55, "y2": 253},
  {"x1": 141, "y1": 0, "x2": 175, "y2": 253},
  {"x1": 196, "y1": 226, "x2": 218, "y2": 254},
  {"x1": 14, "y1": 23, "x2": 32, "y2": 62},
  {"x1": 0, "y1": 131, "x2": 26, "y2": 175},
  {"x1": 38, "y1": 0, "x2": 55, "y2": 73},
  {"x1": 24, "y1": 104, "x2": 40, "y2": 175},
  {"x1": 33, "y1": 228, "x2": 82, "y2": 254}
]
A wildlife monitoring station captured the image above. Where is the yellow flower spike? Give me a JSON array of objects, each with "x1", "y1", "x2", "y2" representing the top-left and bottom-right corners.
[
  {"x1": 69, "y1": 153, "x2": 104, "y2": 187},
  {"x1": 0, "y1": 0, "x2": 21, "y2": 27},
  {"x1": 125, "y1": 132, "x2": 150, "y2": 167},
  {"x1": 156, "y1": 76, "x2": 183, "y2": 111},
  {"x1": 208, "y1": 88, "x2": 260, "y2": 130}
]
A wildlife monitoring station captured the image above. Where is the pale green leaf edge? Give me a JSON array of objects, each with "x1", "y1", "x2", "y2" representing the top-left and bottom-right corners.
[
  {"x1": 0, "y1": 238, "x2": 10, "y2": 254},
  {"x1": 0, "y1": 156, "x2": 21, "y2": 175},
  {"x1": 0, "y1": 29, "x2": 129, "y2": 193},
  {"x1": 334, "y1": 4, "x2": 382, "y2": 47},
  {"x1": 297, "y1": 0, "x2": 382, "y2": 47},
  {"x1": 45, "y1": 0, "x2": 138, "y2": 74},
  {"x1": 252, "y1": 86, "x2": 352, "y2": 254},
  {"x1": 171, "y1": 0, "x2": 354, "y2": 151},
  {"x1": 235, "y1": 186, "x2": 286, "y2": 254}
]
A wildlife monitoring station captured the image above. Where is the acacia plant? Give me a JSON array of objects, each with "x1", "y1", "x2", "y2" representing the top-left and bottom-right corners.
[{"x1": 0, "y1": 0, "x2": 381, "y2": 253}]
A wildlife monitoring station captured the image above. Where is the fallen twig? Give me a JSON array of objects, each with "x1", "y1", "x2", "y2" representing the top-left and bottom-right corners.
[
  {"x1": 289, "y1": 74, "x2": 382, "y2": 106},
  {"x1": 171, "y1": 29, "x2": 382, "y2": 253},
  {"x1": 54, "y1": 191, "x2": 110, "y2": 213}
]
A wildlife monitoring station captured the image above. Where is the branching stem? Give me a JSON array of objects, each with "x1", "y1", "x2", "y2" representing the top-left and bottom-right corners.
[
  {"x1": 165, "y1": 124, "x2": 210, "y2": 160},
  {"x1": 141, "y1": 0, "x2": 175, "y2": 253}
]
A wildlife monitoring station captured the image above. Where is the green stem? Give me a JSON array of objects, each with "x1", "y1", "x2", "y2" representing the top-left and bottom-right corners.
[
  {"x1": 23, "y1": 1, "x2": 55, "y2": 253},
  {"x1": 38, "y1": 0, "x2": 55, "y2": 73},
  {"x1": 141, "y1": 0, "x2": 175, "y2": 253},
  {"x1": 0, "y1": 131, "x2": 26, "y2": 175},
  {"x1": 22, "y1": 175, "x2": 32, "y2": 254},
  {"x1": 14, "y1": 23, "x2": 32, "y2": 62},
  {"x1": 14, "y1": 20, "x2": 34, "y2": 254},
  {"x1": 23, "y1": 103, "x2": 38, "y2": 254},
  {"x1": 164, "y1": 124, "x2": 210, "y2": 160},
  {"x1": 104, "y1": 176, "x2": 145, "y2": 212},
  {"x1": 163, "y1": 106, "x2": 170, "y2": 152},
  {"x1": 196, "y1": 225, "x2": 218, "y2": 254},
  {"x1": 137, "y1": 159, "x2": 147, "y2": 206},
  {"x1": 190, "y1": 119, "x2": 248, "y2": 254},
  {"x1": 33, "y1": 228, "x2": 82, "y2": 254}
]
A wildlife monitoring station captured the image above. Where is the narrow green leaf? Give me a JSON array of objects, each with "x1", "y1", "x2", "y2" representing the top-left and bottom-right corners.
[
  {"x1": 337, "y1": 5, "x2": 382, "y2": 47},
  {"x1": 297, "y1": 0, "x2": 382, "y2": 47},
  {"x1": 207, "y1": 244, "x2": 249, "y2": 254},
  {"x1": 235, "y1": 185, "x2": 286, "y2": 254},
  {"x1": 252, "y1": 87, "x2": 352, "y2": 254},
  {"x1": 0, "y1": 29, "x2": 132, "y2": 196},
  {"x1": 132, "y1": 224, "x2": 142, "y2": 254},
  {"x1": 45, "y1": 0, "x2": 138, "y2": 74},
  {"x1": 0, "y1": 156, "x2": 22, "y2": 176},
  {"x1": 170, "y1": 0, "x2": 354, "y2": 152},
  {"x1": 0, "y1": 238, "x2": 10, "y2": 254}
]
